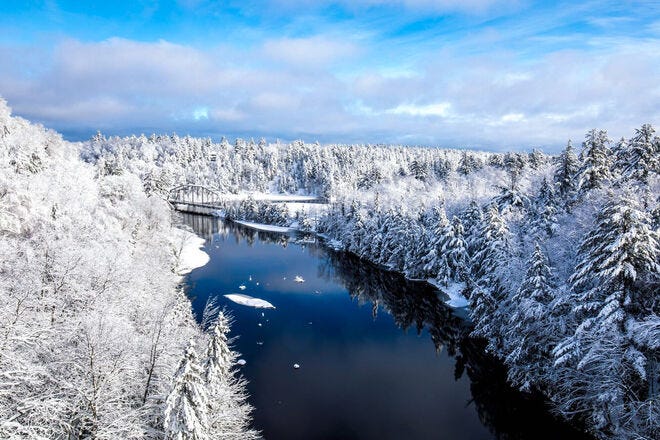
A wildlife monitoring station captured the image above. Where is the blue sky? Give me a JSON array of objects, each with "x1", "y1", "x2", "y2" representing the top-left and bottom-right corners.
[{"x1": 0, "y1": 0, "x2": 658, "y2": 150}]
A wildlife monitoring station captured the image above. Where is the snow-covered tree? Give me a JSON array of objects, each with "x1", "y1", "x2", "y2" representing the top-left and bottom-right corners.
[
  {"x1": 553, "y1": 140, "x2": 579, "y2": 202},
  {"x1": 204, "y1": 313, "x2": 259, "y2": 439},
  {"x1": 165, "y1": 340, "x2": 209, "y2": 440},
  {"x1": 503, "y1": 244, "x2": 555, "y2": 391},
  {"x1": 530, "y1": 177, "x2": 559, "y2": 238},
  {"x1": 616, "y1": 124, "x2": 659, "y2": 186},
  {"x1": 553, "y1": 193, "x2": 659, "y2": 437},
  {"x1": 576, "y1": 129, "x2": 612, "y2": 194},
  {"x1": 470, "y1": 205, "x2": 512, "y2": 350}
]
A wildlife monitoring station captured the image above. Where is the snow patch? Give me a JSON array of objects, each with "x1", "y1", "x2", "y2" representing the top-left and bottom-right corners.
[
  {"x1": 224, "y1": 294, "x2": 276, "y2": 309},
  {"x1": 223, "y1": 192, "x2": 320, "y2": 202},
  {"x1": 174, "y1": 229, "x2": 210, "y2": 275},
  {"x1": 234, "y1": 220, "x2": 294, "y2": 233},
  {"x1": 294, "y1": 275, "x2": 305, "y2": 283},
  {"x1": 430, "y1": 280, "x2": 470, "y2": 308}
]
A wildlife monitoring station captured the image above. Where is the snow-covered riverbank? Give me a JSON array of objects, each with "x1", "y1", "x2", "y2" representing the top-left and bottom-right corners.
[{"x1": 173, "y1": 228, "x2": 210, "y2": 275}]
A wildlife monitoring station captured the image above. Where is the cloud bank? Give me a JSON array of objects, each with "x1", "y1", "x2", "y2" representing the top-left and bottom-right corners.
[{"x1": 0, "y1": 1, "x2": 658, "y2": 150}]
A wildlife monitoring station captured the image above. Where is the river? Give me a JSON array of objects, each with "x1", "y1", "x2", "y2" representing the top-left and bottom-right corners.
[{"x1": 182, "y1": 213, "x2": 590, "y2": 440}]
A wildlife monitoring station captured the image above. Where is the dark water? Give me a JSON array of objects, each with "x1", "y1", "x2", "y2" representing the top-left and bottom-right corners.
[{"x1": 182, "y1": 214, "x2": 590, "y2": 440}]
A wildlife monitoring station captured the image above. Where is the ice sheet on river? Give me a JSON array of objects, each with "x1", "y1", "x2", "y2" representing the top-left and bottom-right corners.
[{"x1": 224, "y1": 294, "x2": 276, "y2": 309}]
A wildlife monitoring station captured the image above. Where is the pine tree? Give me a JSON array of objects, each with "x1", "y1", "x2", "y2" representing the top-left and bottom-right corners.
[
  {"x1": 457, "y1": 152, "x2": 482, "y2": 175},
  {"x1": 422, "y1": 206, "x2": 451, "y2": 282},
  {"x1": 554, "y1": 192, "x2": 659, "y2": 408},
  {"x1": 204, "y1": 314, "x2": 233, "y2": 388},
  {"x1": 576, "y1": 129, "x2": 612, "y2": 194},
  {"x1": 553, "y1": 140, "x2": 579, "y2": 202},
  {"x1": 440, "y1": 216, "x2": 469, "y2": 281},
  {"x1": 165, "y1": 340, "x2": 209, "y2": 440},
  {"x1": 504, "y1": 244, "x2": 555, "y2": 391},
  {"x1": 470, "y1": 205, "x2": 511, "y2": 351},
  {"x1": 204, "y1": 313, "x2": 258, "y2": 440},
  {"x1": 530, "y1": 177, "x2": 559, "y2": 238},
  {"x1": 570, "y1": 193, "x2": 658, "y2": 328},
  {"x1": 493, "y1": 183, "x2": 529, "y2": 214},
  {"x1": 472, "y1": 205, "x2": 510, "y2": 283},
  {"x1": 617, "y1": 124, "x2": 659, "y2": 186},
  {"x1": 404, "y1": 222, "x2": 429, "y2": 279},
  {"x1": 461, "y1": 200, "x2": 483, "y2": 259}
]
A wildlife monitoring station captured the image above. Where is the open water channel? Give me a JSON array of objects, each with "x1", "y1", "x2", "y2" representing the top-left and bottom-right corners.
[{"x1": 182, "y1": 213, "x2": 590, "y2": 440}]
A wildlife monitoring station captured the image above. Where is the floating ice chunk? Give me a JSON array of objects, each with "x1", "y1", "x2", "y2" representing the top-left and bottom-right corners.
[
  {"x1": 239, "y1": 285, "x2": 246, "y2": 290},
  {"x1": 249, "y1": 275, "x2": 252, "y2": 281},
  {"x1": 258, "y1": 323, "x2": 262, "y2": 327},
  {"x1": 293, "y1": 363, "x2": 300, "y2": 369},
  {"x1": 224, "y1": 294, "x2": 276, "y2": 309},
  {"x1": 256, "y1": 282, "x2": 260, "y2": 286},
  {"x1": 261, "y1": 312, "x2": 265, "y2": 317},
  {"x1": 256, "y1": 341, "x2": 264, "y2": 346},
  {"x1": 294, "y1": 275, "x2": 305, "y2": 283},
  {"x1": 237, "y1": 359, "x2": 247, "y2": 366}
]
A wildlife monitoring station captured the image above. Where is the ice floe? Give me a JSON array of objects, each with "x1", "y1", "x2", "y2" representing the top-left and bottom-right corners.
[{"x1": 224, "y1": 294, "x2": 276, "y2": 309}]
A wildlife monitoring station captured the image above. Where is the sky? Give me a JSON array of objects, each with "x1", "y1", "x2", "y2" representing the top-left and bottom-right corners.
[{"x1": 0, "y1": 0, "x2": 658, "y2": 150}]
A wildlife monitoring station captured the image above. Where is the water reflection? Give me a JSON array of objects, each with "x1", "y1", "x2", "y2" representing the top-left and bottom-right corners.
[
  {"x1": 180, "y1": 213, "x2": 590, "y2": 440},
  {"x1": 318, "y1": 250, "x2": 590, "y2": 440}
]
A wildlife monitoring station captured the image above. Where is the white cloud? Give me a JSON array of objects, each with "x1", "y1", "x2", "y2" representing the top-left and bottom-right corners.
[
  {"x1": 262, "y1": 36, "x2": 359, "y2": 67},
  {"x1": 0, "y1": 30, "x2": 658, "y2": 150},
  {"x1": 387, "y1": 102, "x2": 452, "y2": 117}
]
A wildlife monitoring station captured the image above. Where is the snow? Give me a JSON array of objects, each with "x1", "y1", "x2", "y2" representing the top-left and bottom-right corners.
[
  {"x1": 282, "y1": 201, "x2": 328, "y2": 216},
  {"x1": 294, "y1": 275, "x2": 305, "y2": 283},
  {"x1": 222, "y1": 192, "x2": 320, "y2": 202},
  {"x1": 429, "y1": 280, "x2": 469, "y2": 308},
  {"x1": 236, "y1": 359, "x2": 247, "y2": 366},
  {"x1": 174, "y1": 229, "x2": 210, "y2": 275},
  {"x1": 224, "y1": 294, "x2": 276, "y2": 309},
  {"x1": 234, "y1": 220, "x2": 294, "y2": 233}
]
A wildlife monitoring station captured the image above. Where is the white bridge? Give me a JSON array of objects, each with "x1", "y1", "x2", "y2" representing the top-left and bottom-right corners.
[
  {"x1": 167, "y1": 185, "x2": 325, "y2": 214},
  {"x1": 168, "y1": 185, "x2": 223, "y2": 210}
]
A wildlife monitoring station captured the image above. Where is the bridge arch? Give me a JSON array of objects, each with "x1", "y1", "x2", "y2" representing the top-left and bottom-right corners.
[{"x1": 167, "y1": 184, "x2": 223, "y2": 207}]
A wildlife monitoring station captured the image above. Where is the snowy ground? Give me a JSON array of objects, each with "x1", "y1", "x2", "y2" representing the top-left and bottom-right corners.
[
  {"x1": 221, "y1": 192, "x2": 322, "y2": 202},
  {"x1": 428, "y1": 279, "x2": 469, "y2": 308},
  {"x1": 173, "y1": 228, "x2": 210, "y2": 275},
  {"x1": 233, "y1": 220, "x2": 296, "y2": 233},
  {"x1": 281, "y1": 201, "x2": 328, "y2": 216}
]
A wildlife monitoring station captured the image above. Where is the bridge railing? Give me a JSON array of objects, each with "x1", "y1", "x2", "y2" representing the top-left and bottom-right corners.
[{"x1": 168, "y1": 184, "x2": 223, "y2": 206}]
